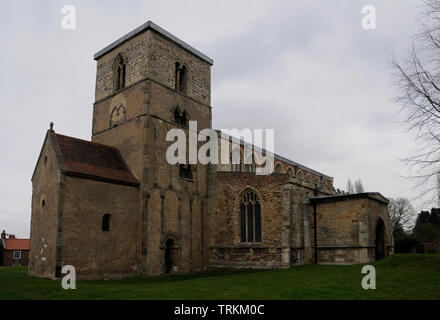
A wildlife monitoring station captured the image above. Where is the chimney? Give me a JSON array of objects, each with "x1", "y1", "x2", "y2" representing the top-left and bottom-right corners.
[
  {"x1": 8, "y1": 234, "x2": 15, "y2": 239},
  {"x1": 1, "y1": 230, "x2": 6, "y2": 239}
]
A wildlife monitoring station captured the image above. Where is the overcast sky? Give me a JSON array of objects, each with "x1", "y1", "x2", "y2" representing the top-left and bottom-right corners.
[{"x1": 0, "y1": 0, "x2": 428, "y2": 237}]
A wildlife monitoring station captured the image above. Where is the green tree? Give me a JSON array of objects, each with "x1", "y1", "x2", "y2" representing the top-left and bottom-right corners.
[
  {"x1": 415, "y1": 223, "x2": 439, "y2": 242},
  {"x1": 413, "y1": 208, "x2": 440, "y2": 241}
]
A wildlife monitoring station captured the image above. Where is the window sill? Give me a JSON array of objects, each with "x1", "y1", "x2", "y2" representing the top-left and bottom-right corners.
[{"x1": 238, "y1": 242, "x2": 263, "y2": 247}]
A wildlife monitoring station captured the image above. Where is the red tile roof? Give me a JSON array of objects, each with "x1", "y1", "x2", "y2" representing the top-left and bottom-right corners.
[
  {"x1": 3, "y1": 239, "x2": 30, "y2": 250},
  {"x1": 56, "y1": 134, "x2": 139, "y2": 187}
]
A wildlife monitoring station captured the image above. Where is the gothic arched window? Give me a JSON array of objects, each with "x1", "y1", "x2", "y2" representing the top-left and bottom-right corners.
[
  {"x1": 274, "y1": 163, "x2": 283, "y2": 173},
  {"x1": 240, "y1": 190, "x2": 261, "y2": 243},
  {"x1": 114, "y1": 55, "x2": 126, "y2": 92},
  {"x1": 175, "y1": 62, "x2": 187, "y2": 92}
]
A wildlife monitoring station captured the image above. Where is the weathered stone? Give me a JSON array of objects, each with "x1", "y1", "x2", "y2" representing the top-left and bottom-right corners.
[{"x1": 29, "y1": 21, "x2": 393, "y2": 280}]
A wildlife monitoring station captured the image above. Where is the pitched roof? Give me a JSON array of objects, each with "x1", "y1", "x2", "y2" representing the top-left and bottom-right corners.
[
  {"x1": 217, "y1": 131, "x2": 333, "y2": 180},
  {"x1": 55, "y1": 134, "x2": 139, "y2": 187},
  {"x1": 309, "y1": 192, "x2": 389, "y2": 205},
  {"x1": 93, "y1": 20, "x2": 214, "y2": 65},
  {"x1": 3, "y1": 239, "x2": 30, "y2": 250}
]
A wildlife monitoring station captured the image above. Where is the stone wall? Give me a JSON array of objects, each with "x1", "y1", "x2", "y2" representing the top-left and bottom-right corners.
[
  {"x1": 29, "y1": 132, "x2": 62, "y2": 279},
  {"x1": 60, "y1": 176, "x2": 140, "y2": 280},
  {"x1": 209, "y1": 172, "x2": 332, "y2": 268},
  {"x1": 309, "y1": 195, "x2": 393, "y2": 264},
  {"x1": 145, "y1": 30, "x2": 211, "y2": 106},
  {"x1": 92, "y1": 29, "x2": 212, "y2": 276},
  {"x1": 95, "y1": 32, "x2": 148, "y2": 101},
  {"x1": 94, "y1": 29, "x2": 211, "y2": 106},
  {"x1": 209, "y1": 173, "x2": 286, "y2": 268},
  {"x1": 30, "y1": 22, "x2": 395, "y2": 281}
]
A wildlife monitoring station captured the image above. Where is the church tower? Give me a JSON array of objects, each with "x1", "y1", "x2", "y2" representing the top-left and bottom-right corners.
[
  {"x1": 92, "y1": 21, "x2": 213, "y2": 275},
  {"x1": 29, "y1": 21, "x2": 393, "y2": 280}
]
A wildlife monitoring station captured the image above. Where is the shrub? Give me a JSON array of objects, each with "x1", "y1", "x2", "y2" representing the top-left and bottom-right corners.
[{"x1": 394, "y1": 235, "x2": 419, "y2": 253}]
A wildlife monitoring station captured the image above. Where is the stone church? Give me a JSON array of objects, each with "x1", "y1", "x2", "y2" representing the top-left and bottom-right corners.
[{"x1": 29, "y1": 21, "x2": 394, "y2": 280}]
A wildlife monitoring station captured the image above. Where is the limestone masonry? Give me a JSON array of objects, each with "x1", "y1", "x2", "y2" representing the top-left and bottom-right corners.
[{"x1": 29, "y1": 21, "x2": 393, "y2": 280}]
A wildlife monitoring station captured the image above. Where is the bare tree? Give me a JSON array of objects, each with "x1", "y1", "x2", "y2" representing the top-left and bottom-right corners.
[
  {"x1": 354, "y1": 179, "x2": 365, "y2": 193},
  {"x1": 346, "y1": 178, "x2": 354, "y2": 194},
  {"x1": 388, "y1": 198, "x2": 417, "y2": 232},
  {"x1": 391, "y1": 0, "x2": 440, "y2": 205}
]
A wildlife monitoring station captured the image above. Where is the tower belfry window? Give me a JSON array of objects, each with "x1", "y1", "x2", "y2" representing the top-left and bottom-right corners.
[
  {"x1": 173, "y1": 107, "x2": 189, "y2": 127},
  {"x1": 114, "y1": 56, "x2": 126, "y2": 92}
]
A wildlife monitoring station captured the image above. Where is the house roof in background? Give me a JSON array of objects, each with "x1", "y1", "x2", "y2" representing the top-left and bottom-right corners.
[{"x1": 2, "y1": 239, "x2": 30, "y2": 250}]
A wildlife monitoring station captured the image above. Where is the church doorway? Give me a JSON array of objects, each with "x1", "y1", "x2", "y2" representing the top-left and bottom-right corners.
[
  {"x1": 164, "y1": 239, "x2": 176, "y2": 274},
  {"x1": 375, "y1": 218, "x2": 386, "y2": 261}
]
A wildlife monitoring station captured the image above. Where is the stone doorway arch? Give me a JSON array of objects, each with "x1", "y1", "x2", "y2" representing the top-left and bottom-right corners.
[
  {"x1": 375, "y1": 218, "x2": 386, "y2": 261},
  {"x1": 164, "y1": 238, "x2": 177, "y2": 273}
]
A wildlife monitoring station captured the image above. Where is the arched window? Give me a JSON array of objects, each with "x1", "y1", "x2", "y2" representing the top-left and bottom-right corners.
[
  {"x1": 114, "y1": 56, "x2": 126, "y2": 92},
  {"x1": 173, "y1": 107, "x2": 188, "y2": 127},
  {"x1": 102, "y1": 214, "x2": 111, "y2": 232},
  {"x1": 240, "y1": 190, "x2": 261, "y2": 243},
  {"x1": 274, "y1": 163, "x2": 283, "y2": 173},
  {"x1": 175, "y1": 62, "x2": 187, "y2": 92},
  {"x1": 313, "y1": 176, "x2": 320, "y2": 186},
  {"x1": 286, "y1": 167, "x2": 294, "y2": 176},
  {"x1": 179, "y1": 164, "x2": 193, "y2": 180}
]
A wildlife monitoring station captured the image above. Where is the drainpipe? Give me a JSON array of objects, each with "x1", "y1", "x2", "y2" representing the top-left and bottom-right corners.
[{"x1": 313, "y1": 184, "x2": 318, "y2": 264}]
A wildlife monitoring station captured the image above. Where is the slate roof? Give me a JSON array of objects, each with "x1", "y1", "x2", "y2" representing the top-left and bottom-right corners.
[
  {"x1": 93, "y1": 20, "x2": 214, "y2": 65},
  {"x1": 55, "y1": 134, "x2": 139, "y2": 187},
  {"x1": 309, "y1": 192, "x2": 389, "y2": 205}
]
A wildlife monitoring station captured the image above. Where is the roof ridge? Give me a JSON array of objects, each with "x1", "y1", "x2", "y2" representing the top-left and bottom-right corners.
[
  {"x1": 93, "y1": 20, "x2": 213, "y2": 65},
  {"x1": 55, "y1": 133, "x2": 119, "y2": 150}
]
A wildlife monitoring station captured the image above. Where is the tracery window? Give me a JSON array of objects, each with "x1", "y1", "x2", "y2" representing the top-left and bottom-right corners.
[{"x1": 240, "y1": 190, "x2": 261, "y2": 243}]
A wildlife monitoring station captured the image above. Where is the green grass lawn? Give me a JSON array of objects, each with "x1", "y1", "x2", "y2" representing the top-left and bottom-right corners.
[{"x1": 0, "y1": 254, "x2": 439, "y2": 300}]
